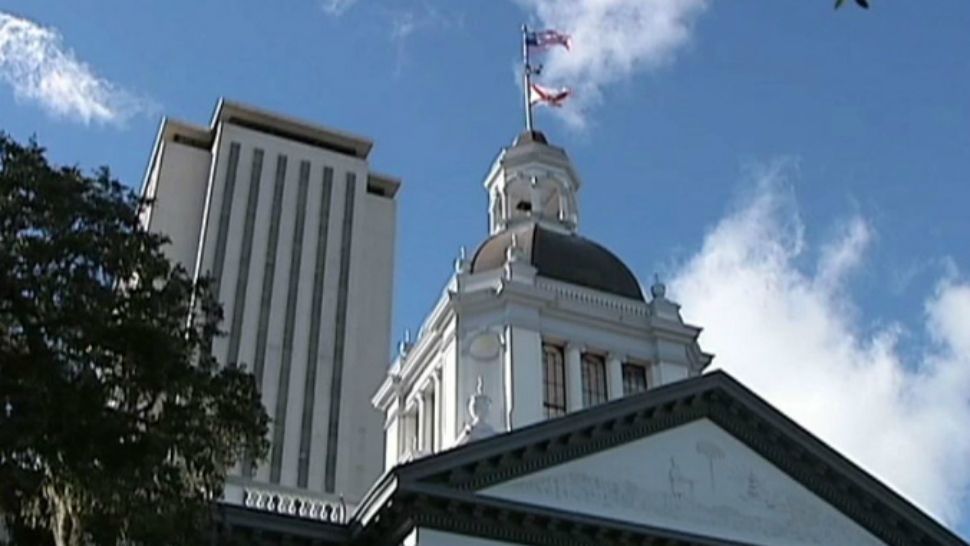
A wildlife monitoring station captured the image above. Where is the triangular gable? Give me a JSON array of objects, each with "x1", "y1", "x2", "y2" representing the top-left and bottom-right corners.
[
  {"x1": 385, "y1": 372, "x2": 966, "y2": 546},
  {"x1": 483, "y1": 418, "x2": 885, "y2": 546}
]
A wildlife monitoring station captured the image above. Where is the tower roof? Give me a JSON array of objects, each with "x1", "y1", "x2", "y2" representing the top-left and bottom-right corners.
[
  {"x1": 470, "y1": 222, "x2": 644, "y2": 301},
  {"x1": 512, "y1": 129, "x2": 549, "y2": 146}
]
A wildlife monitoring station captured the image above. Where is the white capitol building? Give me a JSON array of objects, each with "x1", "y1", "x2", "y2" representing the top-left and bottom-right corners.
[{"x1": 140, "y1": 99, "x2": 966, "y2": 546}]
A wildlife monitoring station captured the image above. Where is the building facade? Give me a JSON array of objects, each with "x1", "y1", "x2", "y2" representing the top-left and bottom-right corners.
[
  {"x1": 142, "y1": 102, "x2": 965, "y2": 545},
  {"x1": 140, "y1": 100, "x2": 399, "y2": 509}
]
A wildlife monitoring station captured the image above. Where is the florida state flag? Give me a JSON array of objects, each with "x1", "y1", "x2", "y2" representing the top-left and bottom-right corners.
[{"x1": 529, "y1": 83, "x2": 571, "y2": 108}]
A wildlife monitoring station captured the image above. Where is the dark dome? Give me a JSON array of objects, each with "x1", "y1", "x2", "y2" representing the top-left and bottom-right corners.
[{"x1": 470, "y1": 223, "x2": 644, "y2": 301}]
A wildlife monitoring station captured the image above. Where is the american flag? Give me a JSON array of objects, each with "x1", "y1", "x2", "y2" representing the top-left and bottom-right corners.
[{"x1": 526, "y1": 29, "x2": 571, "y2": 50}]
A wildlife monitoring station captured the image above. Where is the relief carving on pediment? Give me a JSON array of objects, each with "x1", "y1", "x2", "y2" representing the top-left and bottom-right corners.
[{"x1": 487, "y1": 428, "x2": 886, "y2": 546}]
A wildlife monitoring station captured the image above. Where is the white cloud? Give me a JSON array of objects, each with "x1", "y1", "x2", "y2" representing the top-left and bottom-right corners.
[
  {"x1": 669, "y1": 162, "x2": 970, "y2": 525},
  {"x1": 385, "y1": 4, "x2": 463, "y2": 77},
  {"x1": 516, "y1": 0, "x2": 708, "y2": 127},
  {"x1": 320, "y1": 0, "x2": 359, "y2": 16},
  {"x1": 390, "y1": 11, "x2": 419, "y2": 42},
  {"x1": 815, "y1": 215, "x2": 872, "y2": 293},
  {"x1": 0, "y1": 11, "x2": 151, "y2": 126},
  {"x1": 389, "y1": 5, "x2": 458, "y2": 44}
]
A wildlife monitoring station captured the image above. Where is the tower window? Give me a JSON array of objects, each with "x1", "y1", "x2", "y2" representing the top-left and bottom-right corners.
[
  {"x1": 622, "y1": 363, "x2": 648, "y2": 396},
  {"x1": 515, "y1": 201, "x2": 532, "y2": 212},
  {"x1": 542, "y1": 344, "x2": 566, "y2": 418},
  {"x1": 581, "y1": 354, "x2": 608, "y2": 407}
]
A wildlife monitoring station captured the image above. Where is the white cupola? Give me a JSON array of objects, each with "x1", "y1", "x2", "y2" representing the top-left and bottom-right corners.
[
  {"x1": 372, "y1": 130, "x2": 712, "y2": 471},
  {"x1": 485, "y1": 130, "x2": 581, "y2": 235}
]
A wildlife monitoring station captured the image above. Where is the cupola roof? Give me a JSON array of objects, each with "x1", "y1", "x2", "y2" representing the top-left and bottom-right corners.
[{"x1": 470, "y1": 222, "x2": 644, "y2": 301}]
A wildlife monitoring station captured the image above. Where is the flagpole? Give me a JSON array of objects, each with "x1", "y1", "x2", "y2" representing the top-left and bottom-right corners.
[{"x1": 521, "y1": 24, "x2": 534, "y2": 132}]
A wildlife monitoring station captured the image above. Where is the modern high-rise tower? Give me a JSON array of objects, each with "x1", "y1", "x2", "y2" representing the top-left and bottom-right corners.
[{"x1": 140, "y1": 99, "x2": 399, "y2": 509}]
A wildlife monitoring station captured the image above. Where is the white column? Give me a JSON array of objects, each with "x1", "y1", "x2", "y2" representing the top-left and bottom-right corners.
[
  {"x1": 393, "y1": 388, "x2": 405, "y2": 465},
  {"x1": 565, "y1": 343, "x2": 584, "y2": 411},
  {"x1": 607, "y1": 353, "x2": 624, "y2": 401},
  {"x1": 384, "y1": 408, "x2": 400, "y2": 471},
  {"x1": 529, "y1": 176, "x2": 542, "y2": 218},
  {"x1": 431, "y1": 370, "x2": 442, "y2": 452},
  {"x1": 506, "y1": 326, "x2": 543, "y2": 429},
  {"x1": 415, "y1": 395, "x2": 426, "y2": 454}
]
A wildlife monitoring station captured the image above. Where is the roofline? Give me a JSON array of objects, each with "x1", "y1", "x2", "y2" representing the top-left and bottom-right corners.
[
  {"x1": 389, "y1": 371, "x2": 968, "y2": 546},
  {"x1": 211, "y1": 98, "x2": 373, "y2": 159},
  {"x1": 139, "y1": 99, "x2": 389, "y2": 220},
  {"x1": 367, "y1": 171, "x2": 401, "y2": 198},
  {"x1": 137, "y1": 115, "x2": 212, "y2": 228},
  {"x1": 395, "y1": 372, "x2": 721, "y2": 481},
  {"x1": 403, "y1": 482, "x2": 754, "y2": 546},
  {"x1": 138, "y1": 117, "x2": 167, "y2": 199},
  {"x1": 351, "y1": 468, "x2": 401, "y2": 528},
  {"x1": 215, "y1": 502, "x2": 349, "y2": 542},
  {"x1": 715, "y1": 374, "x2": 968, "y2": 546}
]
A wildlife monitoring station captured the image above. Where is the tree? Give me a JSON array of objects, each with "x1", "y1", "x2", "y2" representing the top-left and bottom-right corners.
[{"x1": 0, "y1": 133, "x2": 269, "y2": 545}]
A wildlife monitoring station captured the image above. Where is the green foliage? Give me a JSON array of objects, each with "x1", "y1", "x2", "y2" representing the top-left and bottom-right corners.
[{"x1": 0, "y1": 134, "x2": 269, "y2": 545}]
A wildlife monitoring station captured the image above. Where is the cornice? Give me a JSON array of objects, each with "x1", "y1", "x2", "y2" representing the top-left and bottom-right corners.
[
  {"x1": 536, "y1": 279, "x2": 649, "y2": 316},
  {"x1": 388, "y1": 373, "x2": 967, "y2": 546},
  {"x1": 220, "y1": 373, "x2": 969, "y2": 546}
]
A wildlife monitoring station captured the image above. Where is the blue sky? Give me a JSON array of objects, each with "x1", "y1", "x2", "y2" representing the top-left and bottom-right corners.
[{"x1": 2, "y1": 0, "x2": 969, "y2": 538}]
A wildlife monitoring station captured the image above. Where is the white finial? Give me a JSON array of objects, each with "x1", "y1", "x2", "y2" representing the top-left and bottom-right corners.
[
  {"x1": 454, "y1": 245, "x2": 469, "y2": 273},
  {"x1": 397, "y1": 328, "x2": 413, "y2": 357},
  {"x1": 651, "y1": 273, "x2": 667, "y2": 300},
  {"x1": 521, "y1": 24, "x2": 535, "y2": 132},
  {"x1": 506, "y1": 233, "x2": 520, "y2": 263}
]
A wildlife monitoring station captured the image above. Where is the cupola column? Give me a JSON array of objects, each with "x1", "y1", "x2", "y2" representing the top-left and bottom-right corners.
[
  {"x1": 529, "y1": 176, "x2": 542, "y2": 216},
  {"x1": 565, "y1": 343, "x2": 584, "y2": 411}
]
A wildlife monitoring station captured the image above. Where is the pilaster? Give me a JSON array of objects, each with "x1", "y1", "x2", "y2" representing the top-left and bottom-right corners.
[
  {"x1": 430, "y1": 369, "x2": 441, "y2": 451},
  {"x1": 565, "y1": 343, "x2": 584, "y2": 411},
  {"x1": 607, "y1": 352, "x2": 625, "y2": 400}
]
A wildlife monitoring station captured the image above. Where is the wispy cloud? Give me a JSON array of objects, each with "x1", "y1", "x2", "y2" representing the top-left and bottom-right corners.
[
  {"x1": 316, "y1": 0, "x2": 461, "y2": 69},
  {"x1": 385, "y1": 3, "x2": 463, "y2": 76},
  {"x1": 670, "y1": 162, "x2": 970, "y2": 525},
  {"x1": 320, "y1": 0, "x2": 359, "y2": 16},
  {"x1": 0, "y1": 11, "x2": 151, "y2": 126},
  {"x1": 389, "y1": 4, "x2": 458, "y2": 44},
  {"x1": 516, "y1": 0, "x2": 708, "y2": 127},
  {"x1": 390, "y1": 11, "x2": 420, "y2": 43}
]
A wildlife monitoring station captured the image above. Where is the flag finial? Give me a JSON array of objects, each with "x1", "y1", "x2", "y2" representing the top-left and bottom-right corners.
[{"x1": 521, "y1": 24, "x2": 535, "y2": 132}]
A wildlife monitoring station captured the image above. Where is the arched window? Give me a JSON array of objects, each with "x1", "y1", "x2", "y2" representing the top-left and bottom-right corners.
[{"x1": 542, "y1": 344, "x2": 566, "y2": 418}]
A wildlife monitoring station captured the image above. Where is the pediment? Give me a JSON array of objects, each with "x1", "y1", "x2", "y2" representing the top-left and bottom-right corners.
[
  {"x1": 481, "y1": 418, "x2": 886, "y2": 546},
  {"x1": 388, "y1": 372, "x2": 963, "y2": 546}
]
